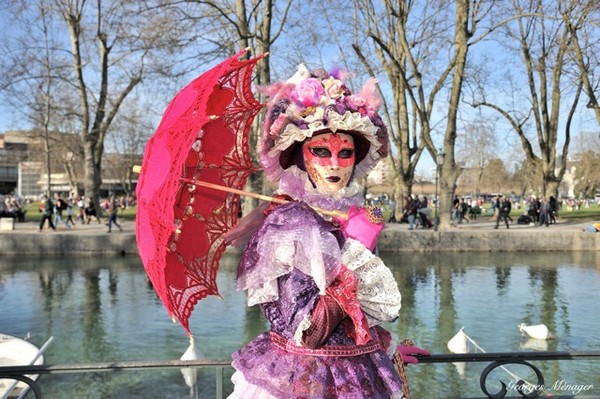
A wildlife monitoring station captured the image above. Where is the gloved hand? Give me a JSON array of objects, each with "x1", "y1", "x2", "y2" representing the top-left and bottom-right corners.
[
  {"x1": 325, "y1": 265, "x2": 371, "y2": 345},
  {"x1": 335, "y1": 205, "x2": 384, "y2": 251},
  {"x1": 396, "y1": 344, "x2": 430, "y2": 365}
]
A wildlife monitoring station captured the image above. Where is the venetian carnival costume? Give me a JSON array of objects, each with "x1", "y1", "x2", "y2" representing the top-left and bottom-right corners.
[{"x1": 226, "y1": 65, "x2": 410, "y2": 399}]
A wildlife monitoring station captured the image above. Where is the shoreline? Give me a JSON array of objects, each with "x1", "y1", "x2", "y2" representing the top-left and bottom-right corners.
[{"x1": 0, "y1": 218, "x2": 598, "y2": 256}]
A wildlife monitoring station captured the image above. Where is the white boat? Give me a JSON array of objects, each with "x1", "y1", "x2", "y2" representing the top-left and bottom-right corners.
[
  {"x1": 447, "y1": 327, "x2": 485, "y2": 379},
  {"x1": 447, "y1": 327, "x2": 469, "y2": 354},
  {"x1": 518, "y1": 323, "x2": 555, "y2": 340},
  {"x1": 180, "y1": 339, "x2": 203, "y2": 390},
  {"x1": 0, "y1": 334, "x2": 53, "y2": 399}
]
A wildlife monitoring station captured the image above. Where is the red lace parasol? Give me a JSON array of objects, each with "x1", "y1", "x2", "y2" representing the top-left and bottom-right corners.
[{"x1": 135, "y1": 49, "x2": 265, "y2": 336}]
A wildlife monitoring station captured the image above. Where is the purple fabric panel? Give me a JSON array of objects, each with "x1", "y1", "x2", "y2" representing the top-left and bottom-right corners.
[
  {"x1": 259, "y1": 258, "x2": 353, "y2": 345},
  {"x1": 261, "y1": 269, "x2": 320, "y2": 339}
]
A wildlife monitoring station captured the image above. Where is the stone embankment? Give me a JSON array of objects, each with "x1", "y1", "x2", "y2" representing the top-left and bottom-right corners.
[{"x1": 0, "y1": 218, "x2": 598, "y2": 256}]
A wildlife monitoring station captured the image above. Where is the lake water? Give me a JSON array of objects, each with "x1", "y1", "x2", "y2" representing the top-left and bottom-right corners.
[{"x1": 1, "y1": 252, "x2": 599, "y2": 398}]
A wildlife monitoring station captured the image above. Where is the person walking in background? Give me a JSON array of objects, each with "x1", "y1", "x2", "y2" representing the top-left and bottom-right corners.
[
  {"x1": 405, "y1": 195, "x2": 417, "y2": 230},
  {"x1": 539, "y1": 196, "x2": 550, "y2": 227},
  {"x1": 38, "y1": 194, "x2": 56, "y2": 232},
  {"x1": 459, "y1": 198, "x2": 469, "y2": 224},
  {"x1": 469, "y1": 197, "x2": 479, "y2": 220},
  {"x1": 106, "y1": 194, "x2": 122, "y2": 233},
  {"x1": 418, "y1": 196, "x2": 433, "y2": 228},
  {"x1": 528, "y1": 195, "x2": 541, "y2": 224},
  {"x1": 549, "y1": 196, "x2": 558, "y2": 224},
  {"x1": 504, "y1": 197, "x2": 513, "y2": 223},
  {"x1": 492, "y1": 195, "x2": 501, "y2": 219},
  {"x1": 85, "y1": 198, "x2": 102, "y2": 224},
  {"x1": 53, "y1": 194, "x2": 71, "y2": 230},
  {"x1": 388, "y1": 196, "x2": 397, "y2": 223},
  {"x1": 65, "y1": 200, "x2": 76, "y2": 228},
  {"x1": 451, "y1": 196, "x2": 460, "y2": 225},
  {"x1": 494, "y1": 196, "x2": 511, "y2": 229},
  {"x1": 76, "y1": 196, "x2": 86, "y2": 224}
]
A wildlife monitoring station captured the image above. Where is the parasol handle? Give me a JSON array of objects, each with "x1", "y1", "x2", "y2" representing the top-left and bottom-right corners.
[
  {"x1": 393, "y1": 351, "x2": 413, "y2": 399},
  {"x1": 132, "y1": 166, "x2": 346, "y2": 218},
  {"x1": 180, "y1": 178, "x2": 347, "y2": 219}
]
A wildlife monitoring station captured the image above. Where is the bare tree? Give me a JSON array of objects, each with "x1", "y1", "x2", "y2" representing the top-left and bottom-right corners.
[
  {"x1": 231, "y1": 0, "x2": 296, "y2": 213},
  {"x1": 180, "y1": 0, "x2": 297, "y2": 213},
  {"x1": 105, "y1": 97, "x2": 152, "y2": 196},
  {"x1": 573, "y1": 150, "x2": 600, "y2": 198},
  {"x1": 571, "y1": 130, "x2": 600, "y2": 198},
  {"x1": 559, "y1": 0, "x2": 600, "y2": 127},
  {"x1": 456, "y1": 118, "x2": 497, "y2": 196},
  {"x1": 347, "y1": 0, "x2": 500, "y2": 228},
  {"x1": 349, "y1": 0, "x2": 441, "y2": 206},
  {"x1": 511, "y1": 158, "x2": 542, "y2": 199},
  {"x1": 0, "y1": 0, "x2": 72, "y2": 196},
  {"x1": 480, "y1": 158, "x2": 511, "y2": 192},
  {"x1": 2, "y1": 0, "x2": 203, "y2": 208},
  {"x1": 473, "y1": 0, "x2": 583, "y2": 199}
]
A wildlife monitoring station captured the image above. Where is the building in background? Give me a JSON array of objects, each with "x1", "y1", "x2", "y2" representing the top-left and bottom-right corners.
[{"x1": 0, "y1": 130, "x2": 140, "y2": 198}]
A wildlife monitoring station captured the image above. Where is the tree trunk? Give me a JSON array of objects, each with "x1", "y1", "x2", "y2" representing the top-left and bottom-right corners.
[
  {"x1": 544, "y1": 178, "x2": 560, "y2": 200},
  {"x1": 83, "y1": 137, "x2": 103, "y2": 215},
  {"x1": 438, "y1": 0, "x2": 470, "y2": 230}
]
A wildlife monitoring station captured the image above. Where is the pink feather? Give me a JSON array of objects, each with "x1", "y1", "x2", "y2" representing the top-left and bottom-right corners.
[{"x1": 358, "y1": 77, "x2": 382, "y2": 109}]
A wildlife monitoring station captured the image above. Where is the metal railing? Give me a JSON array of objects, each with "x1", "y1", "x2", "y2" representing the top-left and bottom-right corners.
[{"x1": 1, "y1": 351, "x2": 599, "y2": 399}]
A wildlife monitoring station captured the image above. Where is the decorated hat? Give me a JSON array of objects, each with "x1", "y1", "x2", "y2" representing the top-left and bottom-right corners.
[{"x1": 259, "y1": 64, "x2": 389, "y2": 182}]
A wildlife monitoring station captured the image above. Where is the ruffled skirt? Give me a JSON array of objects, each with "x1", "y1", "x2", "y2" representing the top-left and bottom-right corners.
[{"x1": 230, "y1": 331, "x2": 403, "y2": 399}]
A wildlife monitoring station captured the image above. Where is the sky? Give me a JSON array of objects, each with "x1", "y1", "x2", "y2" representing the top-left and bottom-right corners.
[{"x1": 1, "y1": 3, "x2": 598, "y2": 182}]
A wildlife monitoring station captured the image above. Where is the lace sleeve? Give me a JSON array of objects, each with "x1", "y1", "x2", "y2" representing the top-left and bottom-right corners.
[
  {"x1": 237, "y1": 201, "x2": 342, "y2": 307},
  {"x1": 341, "y1": 238, "x2": 401, "y2": 326}
]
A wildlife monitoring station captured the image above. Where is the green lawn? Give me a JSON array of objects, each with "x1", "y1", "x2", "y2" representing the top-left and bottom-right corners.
[
  {"x1": 478, "y1": 203, "x2": 600, "y2": 222},
  {"x1": 22, "y1": 203, "x2": 137, "y2": 222},
  {"x1": 555, "y1": 205, "x2": 600, "y2": 221}
]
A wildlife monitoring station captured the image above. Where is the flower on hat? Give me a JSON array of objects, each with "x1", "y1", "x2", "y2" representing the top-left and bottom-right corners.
[
  {"x1": 322, "y1": 77, "x2": 345, "y2": 100},
  {"x1": 290, "y1": 78, "x2": 325, "y2": 107}
]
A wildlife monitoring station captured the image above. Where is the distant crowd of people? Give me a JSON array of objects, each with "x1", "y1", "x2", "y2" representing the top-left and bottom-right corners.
[
  {"x1": 379, "y1": 192, "x2": 594, "y2": 230},
  {"x1": 488, "y1": 194, "x2": 560, "y2": 229},
  {"x1": 0, "y1": 194, "x2": 26, "y2": 222},
  {"x1": 377, "y1": 195, "x2": 435, "y2": 230},
  {"x1": 36, "y1": 192, "x2": 135, "y2": 233}
]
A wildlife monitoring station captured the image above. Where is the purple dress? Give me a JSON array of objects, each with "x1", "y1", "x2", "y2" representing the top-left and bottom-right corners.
[{"x1": 230, "y1": 201, "x2": 403, "y2": 398}]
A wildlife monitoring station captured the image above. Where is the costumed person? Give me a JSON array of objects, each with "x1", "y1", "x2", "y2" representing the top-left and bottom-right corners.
[{"x1": 225, "y1": 65, "x2": 428, "y2": 398}]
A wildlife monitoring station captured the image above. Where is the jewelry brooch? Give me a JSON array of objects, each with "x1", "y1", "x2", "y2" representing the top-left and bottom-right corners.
[{"x1": 366, "y1": 206, "x2": 384, "y2": 224}]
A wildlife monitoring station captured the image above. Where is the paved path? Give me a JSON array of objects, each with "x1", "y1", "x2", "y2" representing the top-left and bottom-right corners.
[
  {"x1": 2, "y1": 213, "x2": 594, "y2": 234},
  {"x1": 0, "y1": 215, "x2": 597, "y2": 255},
  {"x1": 385, "y1": 216, "x2": 592, "y2": 232},
  {"x1": 1, "y1": 219, "x2": 135, "y2": 236},
  {"x1": 0, "y1": 218, "x2": 137, "y2": 256}
]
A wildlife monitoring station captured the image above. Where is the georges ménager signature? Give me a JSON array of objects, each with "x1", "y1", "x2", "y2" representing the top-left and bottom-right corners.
[{"x1": 507, "y1": 379, "x2": 595, "y2": 395}]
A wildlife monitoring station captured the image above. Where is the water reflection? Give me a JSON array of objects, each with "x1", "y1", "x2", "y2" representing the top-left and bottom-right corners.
[{"x1": 0, "y1": 251, "x2": 598, "y2": 398}]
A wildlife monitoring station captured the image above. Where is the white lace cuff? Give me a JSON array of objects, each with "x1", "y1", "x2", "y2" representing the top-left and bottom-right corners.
[{"x1": 341, "y1": 238, "x2": 401, "y2": 326}]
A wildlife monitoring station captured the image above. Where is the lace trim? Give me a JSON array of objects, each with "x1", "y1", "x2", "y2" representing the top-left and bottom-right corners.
[
  {"x1": 293, "y1": 314, "x2": 312, "y2": 345},
  {"x1": 276, "y1": 166, "x2": 364, "y2": 209},
  {"x1": 247, "y1": 279, "x2": 282, "y2": 307},
  {"x1": 341, "y1": 239, "x2": 402, "y2": 326},
  {"x1": 241, "y1": 202, "x2": 342, "y2": 306}
]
